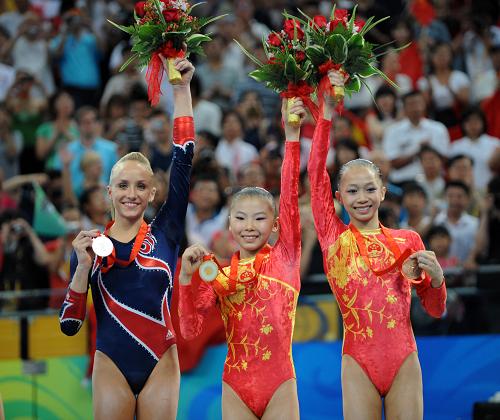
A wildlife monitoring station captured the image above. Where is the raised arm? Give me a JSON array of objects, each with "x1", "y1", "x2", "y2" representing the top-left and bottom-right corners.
[
  {"x1": 59, "y1": 231, "x2": 98, "y2": 335},
  {"x1": 410, "y1": 232, "x2": 447, "y2": 318},
  {"x1": 178, "y1": 244, "x2": 218, "y2": 340},
  {"x1": 153, "y1": 57, "x2": 195, "y2": 242},
  {"x1": 275, "y1": 99, "x2": 304, "y2": 265},
  {"x1": 307, "y1": 72, "x2": 347, "y2": 251}
]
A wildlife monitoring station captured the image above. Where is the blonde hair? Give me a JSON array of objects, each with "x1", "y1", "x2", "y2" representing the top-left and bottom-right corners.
[
  {"x1": 109, "y1": 152, "x2": 153, "y2": 184},
  {"x1": 80, "y1": 150, "x2": 102, "y2": 172}
]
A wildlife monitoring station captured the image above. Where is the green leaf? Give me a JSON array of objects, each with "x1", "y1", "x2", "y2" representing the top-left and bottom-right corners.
[
  {"x1": 249, "y1": 68, "x2": 282, "y2": 86},
  {"x1": 119, "y1": 53, "x2": 139, "y2": 72},
  {"x1": 137, "y1": 24, "x2": 164, "y2": 38},
  {"x1": 326, "y1": 33, "x2": 347, "y2": 64},
  {"x1": 296, "y1": 7, "x2": 314, "y2": 26},
  {"x1": 372, "y1": 66, "x2": 399, "y2": 89},
  {"x1": 345, "y1": 75, "x2": 361, "y2": 92},
  {"x1": 234, "y1": 39, "x2": 264, "y2": 67},
  {"x1": 305, "y1": 45, "x2": 327, "y2": 66},
  {"x1": 282, "y1": 8, "x2": 307, "y2": 26},
  {"x1": 152, "y1": 0, "x2": 167, "y2": 26},
  {"x1": 359, "y1": 15, "x2": 390, "y2": 37},
  {"x1": 284, "y1": 54, "x2": 306, "y2": 83},
  {"x1": 348, "y1": 4, "x2": 357, "y2": 33},
  {"x1": 107, "y1": 19, "x2": 135, "y2": 35},
  {"x1": 197, "y1": 13, "x2": 228, "y2": 29},
  {"x1": 347, "y1": 33, "x2": 364, "y2": 48},
  {"x1": 186, "y1": 33, "x2": 211, "y2": 47},
  {"x1": 358, "y1": 64, "x2": 379, "y2": 78},
  {"x1": 162, "y1": 29, "x2": 190, "y2": 37},
  {"x1": 330, "y1": 4, "x2": 337, "y2": 20}
]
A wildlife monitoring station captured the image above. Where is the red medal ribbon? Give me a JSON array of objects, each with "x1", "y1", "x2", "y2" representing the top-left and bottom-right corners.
[
  {"x1": 98, "y1": 220, "x2": 149, "y2": 273},
  {"x1": 349, "y1": 223, "x2": 423, "y2": 284},
  {"x1": 202, "y1": 244, "x2": 272, "y2": 296}
]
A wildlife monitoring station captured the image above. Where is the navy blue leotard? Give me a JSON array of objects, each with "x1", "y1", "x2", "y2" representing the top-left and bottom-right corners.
[{"x1": 60, "y1": 124, "x2": 194, "y2": 394}]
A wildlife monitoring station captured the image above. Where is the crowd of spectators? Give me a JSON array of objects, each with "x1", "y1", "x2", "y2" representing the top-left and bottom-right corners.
[{"x1": 1, "y1": 0, "x2": 500, "y2": 312}]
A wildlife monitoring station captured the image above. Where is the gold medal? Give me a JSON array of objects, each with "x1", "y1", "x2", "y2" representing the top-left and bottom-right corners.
[{"x1": 199, "y1": 259, "x2": 219, "y2": 282}]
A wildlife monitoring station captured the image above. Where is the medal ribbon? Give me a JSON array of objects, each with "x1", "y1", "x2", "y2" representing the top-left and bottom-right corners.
[
  {"x1": 349, "y1": 223, "x2": 423, "y2": 284},
  {"x1": 98, "y1": 220, "x2": 149, "y2": 274},
  {"x1": 201, "y1": 244, "x2": 272, "y2": 296}
]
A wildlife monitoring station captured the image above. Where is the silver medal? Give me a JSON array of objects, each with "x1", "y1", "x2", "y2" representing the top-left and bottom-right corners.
[{"x1": 92, "y1": 235, "x2": 114, "y2": 257}]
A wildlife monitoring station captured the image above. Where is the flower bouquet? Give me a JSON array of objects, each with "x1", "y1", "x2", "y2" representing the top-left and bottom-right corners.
[
  {"x1": 236, "y1": 15, "x2": 319, "y2": 125},
  {"x1": 300, "y1": 6, "x2": 397, "y2": 103},
  {"x1": 109, "y1": 0, "x2": 225, "y2": 105}
]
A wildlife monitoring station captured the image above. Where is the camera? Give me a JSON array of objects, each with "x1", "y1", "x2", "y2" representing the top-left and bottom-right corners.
[{"x1": 10, "y1": 222, "x2": 24, "y2": 234}]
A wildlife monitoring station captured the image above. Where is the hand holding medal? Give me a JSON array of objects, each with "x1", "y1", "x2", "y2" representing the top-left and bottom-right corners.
[
  {"x1": 402, "y1": 255, "x2": 422, "y2": 280},
  {"x1": 71, "y1": 229, "x2": 102, "y2": 270},
  {"x1": 179, "y1": 244, "x2": 213, "y2": 285}
]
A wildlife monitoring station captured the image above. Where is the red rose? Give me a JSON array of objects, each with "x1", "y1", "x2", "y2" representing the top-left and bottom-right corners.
[
  {"x1": 327, "y1": 20, "x2": 340, "y2": 32},
  {"x1": 267, "y1": 32, "x2": 282, "y2": 47},
  {"x1": 334, "y1": 9, "x2": 349, "y2": 22},
  {"x1": 311, "y1": 15, "x2": 327, "y2": 29},
  {"x1": 267, "y1": 57, "x2": 278, "y2": 65},
  {"x1": 355, "y1": 18, "x2": 365, "y2": 31},
  {"x1": 284, "y1": 19, "x2": 304, "y2": 40},
  {"x1": 163, "y1": 9, "x2": 180, "y2": 22},
  {"x1": 134, "y1": 1, "x2": 146, "y2": 17},
  {"x1": 295, "y1": 51, "x2": 305, "y2": 62}
]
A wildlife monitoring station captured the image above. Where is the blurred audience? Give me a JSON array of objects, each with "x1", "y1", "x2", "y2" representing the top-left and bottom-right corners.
[{"x1": 1, "y1": 0, "x2": 500, "y2": 318}]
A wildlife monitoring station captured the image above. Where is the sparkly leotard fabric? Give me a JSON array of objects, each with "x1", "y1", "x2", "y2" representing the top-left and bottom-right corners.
[
  {"x1": 60, "y1": 117, "x2": 195, "y2": 394},
  {"x1": 308, "y1": 118, "x2": 447, "y2": 395},
  {"x1": 179, "y1": 142, "x2": 301, "y2": 417}
]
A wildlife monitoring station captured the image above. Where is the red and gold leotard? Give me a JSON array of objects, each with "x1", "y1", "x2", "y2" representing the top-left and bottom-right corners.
[
  {"x1": 308, "y1": 118, "x2": 447, "y2": 396},
  {"x1": 179, "y1": 141, "x2": 301, "y2": 417}
]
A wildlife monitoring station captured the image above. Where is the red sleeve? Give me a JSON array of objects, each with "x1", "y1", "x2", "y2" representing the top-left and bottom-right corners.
[
  {"x1": 59, "y1": 288, "x2": 88, "y2": 336},
  {"x1": 307, "y1": 118, "x2": 347, "y2": 252},
  {"x1": 178, "y1": 279, "x2": 218, "y2": 340},
  {"x1": 274, "y1": 141, "x2": 301, "y2": 266},
  {"x1": 411, "y1": 232, "x2": 447, "y2": 318},
  {"x1": 173, "y1": 116, "x2": 195, "y2": 146}
]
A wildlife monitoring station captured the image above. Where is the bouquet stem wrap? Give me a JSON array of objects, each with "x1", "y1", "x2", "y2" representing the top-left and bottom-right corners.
[
  {"x1": 145, "y1": 44, "x2": 185, "y2": 106},
  {"x1": 286, "y1": 98, "x2": 301, "y2": 126},
  {"x1": 318, "y1": 60, "x2": 347, "y2": 114},
  {"x1": 280, "y1": 81, "x2": 319, "y2": 122},
  {"x1": 167, "y1": 57, "x2": 182, "y2": 84}
]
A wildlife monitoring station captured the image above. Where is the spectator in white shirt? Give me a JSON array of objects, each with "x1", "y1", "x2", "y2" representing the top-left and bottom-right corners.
[
  {"x1": 185, "y1": 175, "x2": 228, "y2": 248},
  {"x1": 382, "y1": 90, "x2": 449, "y2": 184},
  {"x1": 3, "y1": 14, "x2": 55, "y2": 95},
  {"x1": 434, "y1": 181, "x2": 479, "y2": 263},
  {"x1": 191, "y1": 74, "x2": 222, "y2": 138},
  {"x1": 417, "y1": 42, "x2": 470, "y2": 135},
  {"x1": 215, "y1": 110, "x2": 258, "y2": 180},
  {"x1": 416, "y1": 144, "x2": 446, "y2": 211},
  {"x1": 449, "y1": 107, "x2": 500, "y2": 191}
]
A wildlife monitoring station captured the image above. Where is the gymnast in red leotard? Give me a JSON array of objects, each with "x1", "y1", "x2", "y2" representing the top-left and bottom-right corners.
[
  {"x1": 307, "y1": 71, "x2": 447, "y2": 419},
  {"x1": 178, "y1": 99, "x2": 305, "y2": 419}
]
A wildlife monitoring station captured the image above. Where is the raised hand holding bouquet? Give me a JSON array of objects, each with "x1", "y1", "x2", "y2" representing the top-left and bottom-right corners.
[
  {"x1": 301, "y1": 6, "x2": 397, "y2": 109},
  {"x1": 237, "y1": 15, "x2": 318, "y2": 125},
  {"x1": 109, "y1": 0, "x2": 225, "y2": 105}
]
